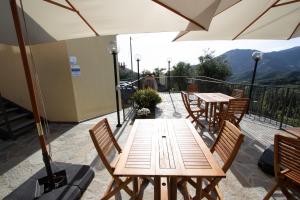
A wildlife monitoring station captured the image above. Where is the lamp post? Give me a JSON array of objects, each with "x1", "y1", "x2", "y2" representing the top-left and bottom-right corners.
[
  {"x1": 109, "y1": 41, "x2": 122, "y2": 127},
  {"x1": 248, "y1": 51, "x2": 263, "y2": 112},
  {"x1": 135, "y1": 54, "x2": 141, "y2": 89},
  {"x1": 130, "y1": 37, "x2": 134, "y2": 80},
  {"x1": 167, "y1": 57, "x2": 172, "y2": 93}
]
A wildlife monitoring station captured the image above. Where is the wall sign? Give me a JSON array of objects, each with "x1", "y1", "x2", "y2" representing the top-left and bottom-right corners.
[{"x1": 69, "y1": 56, "x2": 80, "y2": 77}]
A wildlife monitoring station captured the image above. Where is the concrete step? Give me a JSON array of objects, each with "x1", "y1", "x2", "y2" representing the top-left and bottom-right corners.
[
  {"x1": 0, "y1": 113, "x2": 31, "y2": 126},
  {"x1": 0, "y1": 107, "x2": 20, "y2": 115}
]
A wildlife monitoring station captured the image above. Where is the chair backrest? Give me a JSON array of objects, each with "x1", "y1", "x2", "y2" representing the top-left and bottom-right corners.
[
  {"x1": 89, "y1": 118, "x2": 122, "y2": 174},
  {"x1": 211, "y1": 120, "x2": 244, "y2": 172},
  {"x1": 181, "y1": 91, "x2": 197, "y2": 117},
  {"x1": 222, "y1": 98, "x2": 249, "y2": 126},
  {"x1": 181, "y1": 91, "x2": 193, "y2": 110},
  {"x1": 181, "y1": 91, "x2": 189, "y2": 109},
  {"x1": 187, "y1": 83, "x2": 198, "y2": 93},
  {"x1": 274, "y1": 134, "x2": 300, "y2": 179},
  {"x1": 231, "y1": 89, "x2": 244, "y2": 98}
]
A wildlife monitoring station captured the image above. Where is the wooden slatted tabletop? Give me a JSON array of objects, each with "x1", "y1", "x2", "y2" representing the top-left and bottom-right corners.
[
  {"x1": 114, "y1": 119, "x2": 225, "y2": 199},
  {"x1": 194, "y1": 93, "x2": 235, "y2": 131},
  {"x1": 194, "y1": 93, "x2": 234, "y2": 103}
]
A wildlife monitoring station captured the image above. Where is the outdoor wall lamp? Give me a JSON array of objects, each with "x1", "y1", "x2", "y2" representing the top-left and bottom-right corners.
[
  {"x1": 108, "y1": 40, "x2": 122, "y2": 127},
  {"x1": 135, "y1": 54, "x2": 141, "y2": 89},
  {"x1": 167, "y1": 57, "x2": 172, "y2": 93},
  {"x1": 248, "y1": 51, "x2": 263, "y2": 112}
]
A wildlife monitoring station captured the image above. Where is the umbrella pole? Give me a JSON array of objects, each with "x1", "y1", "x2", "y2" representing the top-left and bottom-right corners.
[{"x1": 10, "y1": 0, "x2": 56, "y2": 190}]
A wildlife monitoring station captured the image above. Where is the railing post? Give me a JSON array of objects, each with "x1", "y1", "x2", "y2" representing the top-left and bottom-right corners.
[{"x1": 279, "y1": 88, "x2": 290, "y2": 129}]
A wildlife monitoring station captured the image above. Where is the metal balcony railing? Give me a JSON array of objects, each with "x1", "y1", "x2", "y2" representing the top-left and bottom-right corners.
[
  {"x1": 119, "y1": 77, "x2": 144, "y2": 121},
  {"x1": 151, "y1": 75, "x2": 299, "y2": 128}
]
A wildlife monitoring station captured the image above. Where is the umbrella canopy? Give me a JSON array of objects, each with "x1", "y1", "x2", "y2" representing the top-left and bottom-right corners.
[
  {"x1": 153, "y1": 0, "x2": 241, "y2": 32},
  {"x1": 175, "y1": 0, "x2": 300, "y2": 41},
  {"x1": 1, "y1": 0, "x2": 228, "y2": 45}
]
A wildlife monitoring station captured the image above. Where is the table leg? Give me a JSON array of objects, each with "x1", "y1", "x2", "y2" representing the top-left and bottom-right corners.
[
  {"x1": 169, "y1": 177, "x2": 177, "y2": 200},
  {"x1": 213, "y1": 103, "x2": 217, "y2": 127},
  {"x1": 195, "y1": 178, "x2": 202, "y2": 200},
  {"x1": 154, "y1": 176, "x2": 161, "y2": 200}
]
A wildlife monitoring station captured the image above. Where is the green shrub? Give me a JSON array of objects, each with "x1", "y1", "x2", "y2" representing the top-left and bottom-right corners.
[{"x1": 132, "y1": 89, "x2": 162, "y2": 110}]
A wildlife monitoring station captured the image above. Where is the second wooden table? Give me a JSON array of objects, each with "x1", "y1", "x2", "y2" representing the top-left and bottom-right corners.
[{"x1": 194, "y1": 93, "x2": 234, "y2": 131}]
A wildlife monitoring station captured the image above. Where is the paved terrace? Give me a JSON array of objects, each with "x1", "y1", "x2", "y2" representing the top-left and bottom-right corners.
[{"x1": 0, "y1": 92, "x2": 290, "y2": 199}]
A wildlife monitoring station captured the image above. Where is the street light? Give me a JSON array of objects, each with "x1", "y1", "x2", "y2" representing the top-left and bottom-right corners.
[
  {"x1": 248, "y1": 51, "x2": 263, "y2": 112},
  {"x1": 135, "y1": 54, "x2": 141, "y2": 89},
  {"x1": 108, "y1": 40, "x2": 122, "y2": 127},
  {"x1": 167, "y1": 57, "x2": 172, "y2": 93}
]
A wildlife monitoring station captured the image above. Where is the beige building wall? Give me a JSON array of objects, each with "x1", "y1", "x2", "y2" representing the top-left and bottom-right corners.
[
  {"x1": 0, "y1": 35, "x2": 118, "y2": 122},
  {"x1": 30, "y1": 41, "x2": 78, "y2": 122},
  {"x1": 0, "y1": 44, "x2": 31, "y2": 110},
  {"x1": 66, "y1": 36, "x2": 118, "y2": 121}
]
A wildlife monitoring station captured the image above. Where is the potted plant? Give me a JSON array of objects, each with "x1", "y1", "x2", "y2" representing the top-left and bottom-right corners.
[{"x1": 132, "y1": 89, "x2": 162, "y2": 118}]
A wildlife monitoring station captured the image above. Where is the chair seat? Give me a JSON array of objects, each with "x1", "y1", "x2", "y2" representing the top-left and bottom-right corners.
[
  {"x1": 111, "y1": 154, "x2": 121, "y2": 169},
  {"x1": 190, "y1": 105, "x2": 205, "y2": 113},
  {"x1": 284, "y1": 171, "x2": 300, "y2": 185}
]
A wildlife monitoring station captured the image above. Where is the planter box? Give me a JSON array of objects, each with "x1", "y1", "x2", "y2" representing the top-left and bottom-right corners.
[{"x1": 134, "y1": 109, "x2": 155, "y2": 120}]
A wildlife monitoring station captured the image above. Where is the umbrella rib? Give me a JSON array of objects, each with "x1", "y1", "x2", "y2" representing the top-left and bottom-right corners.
[
  {"x1": 43, "y1": 0, "x2": 74, "y2": 12},
  {"x1": 152, "y1": 0, "x2": 207, "y2": 30},
  {"x1": 65, "y1": 0, "x2": 99, "y2": 36},
  {"x1": 273, "y1": 0, "x2": 300, "y2": 7},
  {"x1": 288, "y1": 22, "x2": 300, "y2": 39},
  {"x1": 233, "y1": 0, "x2": 280, "y2": 40},
  {"x1": 43, "y1": 0, "x2": 99, "y2": 36},
  {"x1": 172, "y1": 31, "x2": 188, "y2": 42}
]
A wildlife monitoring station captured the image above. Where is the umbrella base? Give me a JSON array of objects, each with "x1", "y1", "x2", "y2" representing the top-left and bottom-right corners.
[{"x1": 4, "y1": 162, "x2": 94, "y2": 200}]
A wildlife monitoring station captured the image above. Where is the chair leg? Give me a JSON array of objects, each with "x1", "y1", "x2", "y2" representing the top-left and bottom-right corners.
[
  {"x1": 280, "y1": 185, "x2": 296, "y2": 200},
  {"x1": 263, "y1": 182, "x2": 279, "y2": 200},
  {"x1": 214, "y1": 185, "x2": 224, "y2": 200},
  {"x1": 137, "y1": 178, "x2": 150, "y2": 200},
  {"x1": 103, "y1": 178, "x2": 115, "y2": 198},
  {"x1": 178, "y1": 181, "x2": 192, "y2": 200},
  {"x1": 102, "y1": 177, "x2": 134, "y2": 200}
]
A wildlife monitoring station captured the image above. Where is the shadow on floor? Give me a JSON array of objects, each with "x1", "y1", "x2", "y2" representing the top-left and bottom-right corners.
[{"x1": 0, "y1": 123, "x2": 76, "y2": 176}]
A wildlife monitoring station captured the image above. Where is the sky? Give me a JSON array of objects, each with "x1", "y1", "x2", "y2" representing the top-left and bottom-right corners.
[{"x1": 117, "y1": 32, "x2": 300, "y2": 72}]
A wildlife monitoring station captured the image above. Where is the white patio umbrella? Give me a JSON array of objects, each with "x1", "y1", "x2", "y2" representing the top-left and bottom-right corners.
[
  {"x1": 174, "y1": 0, "x2": 300, "y2": 41},
  {"x1": 0, "y1": 0, "x2": 194, "y2": 45},
  {"x1": 0, "y1": 0, "x2": 236, "y2": 45}
]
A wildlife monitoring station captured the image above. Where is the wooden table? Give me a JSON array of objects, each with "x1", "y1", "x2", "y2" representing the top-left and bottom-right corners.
[
  {"x1": 194, "y1": 93, "x2": 235, "y2": 131},
  {"x1": 114, "y1": 119, "x2": 225, "y2": 200}
]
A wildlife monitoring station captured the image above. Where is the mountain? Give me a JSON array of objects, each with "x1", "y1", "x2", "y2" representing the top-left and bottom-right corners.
[{"x1": 221, "y1": 46, "x2": 300, "y2": 85}]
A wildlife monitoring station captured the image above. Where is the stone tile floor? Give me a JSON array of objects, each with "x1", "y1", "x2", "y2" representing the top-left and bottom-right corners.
[{"x1": 0, "y1": 92, "x2": 293, "y2": 199}]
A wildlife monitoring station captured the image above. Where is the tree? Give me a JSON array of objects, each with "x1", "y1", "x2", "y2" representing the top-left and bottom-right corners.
[
  {"x1": 141, "y1": 69, "x2": 152, "y2": 76},
  {"x1": 196, "y1": 50, "x2": 231, "y2": 80},
  {"x1": 153, "y1": 67, "x2": 166, "y2": 77},
  {"x1": 171, "y1": 62, "x2": 193, "y2": 90}
]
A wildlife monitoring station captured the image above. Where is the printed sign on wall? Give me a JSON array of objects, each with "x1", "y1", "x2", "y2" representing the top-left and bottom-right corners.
[{"x1": 69, "y1": 56, "x2": 80, "y2": 77}]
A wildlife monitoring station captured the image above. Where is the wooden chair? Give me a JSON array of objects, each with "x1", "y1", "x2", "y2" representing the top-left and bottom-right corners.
[
  {"x1": 187, "y1": 83, "x2": 199, "y2": 105},
  {"x1": 181, "y1": 91, "x2": 205, "y2": 129},
  {"x1": 217, "y1": 98, "x2": 249, "y2": 129},
  {"x1": 263, "y1": 134, "x2": 300, "y2": 200},
  {"x1": 231, "y1": 89, "x2": 244, "y2": 98},
  {"x1": 89, "y1": 118, "x2": 136, "y2": 200},
  {"x1": 178, "y1": 121, "x2": 244, "y2": 200}
]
